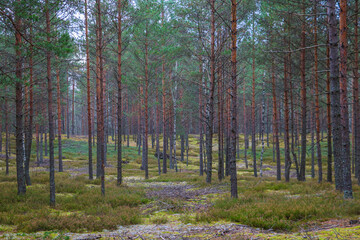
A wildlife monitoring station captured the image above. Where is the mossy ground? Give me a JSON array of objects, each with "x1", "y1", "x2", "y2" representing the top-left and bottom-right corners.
[{"x1": 0, "y1": 133, "x2": 359, "y2": 239}]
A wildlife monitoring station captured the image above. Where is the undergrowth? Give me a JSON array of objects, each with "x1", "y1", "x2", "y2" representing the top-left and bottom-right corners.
[{"x1": 0, "y1": 172, "x2": 148, "y2": 233}]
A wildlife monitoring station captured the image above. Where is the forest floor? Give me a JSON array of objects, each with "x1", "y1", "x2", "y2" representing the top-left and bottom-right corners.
[{"x1": 1, "y1": 134, "x2": 360, "y2": 239}]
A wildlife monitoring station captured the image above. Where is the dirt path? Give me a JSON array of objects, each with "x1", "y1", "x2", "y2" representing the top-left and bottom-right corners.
[
  {"x1": 68, "y1": 177, "x2": 360, "y2": 240},
  {"x1": 70, "y1": 222, "x2": 263, "y2": 240}
]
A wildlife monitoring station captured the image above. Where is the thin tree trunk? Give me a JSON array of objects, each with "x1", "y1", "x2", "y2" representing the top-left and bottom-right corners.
[
  {"x1": 326, "y1": 30, "x2": 332, "y2": 183},
  {"x1": 230, "y1": 0, "x2": 238, "y2": 198},
  {"x1": 144, "y1": 24, "x2": 149, "y2": 179},
  {"x1": 311, "y1": 104, "x2": 315, "y2": 178},
  {"x1": 46, "y1": 0, "x2": 55, "y2": 206},
  {"x1": 290, "y1": 65, "x2": 300, "y2": 180},
  {"x1": 243, "y1": 79, "x2": 248, "y2": 169},
  {"x1": 156, "y1": 83, "x2": 161, "y2": 175},
  {"x1": 36, "y1": 124, "x2": 39, "y2": 165},
  {"x1": 56, "y1": 63, "x2": 63, "y2": 172},
  {"x1": 314, "y1": 1, "x2": 322, "y2": 182},
  {"x1": 272, "y1": 59, "x2": 281, "y2": 180},
  {"x1": 117, "y1": 0, "x2": 122, "y2": 185},
  {"x1": 251, "y1": 12, "x2": 257, "y2": 178},
  {"x1": 24, "y1": 25, "x2": 34, "y2": 185},
  {"x1": 260, "y1": 82, "x2": 265, "y2": 177},
  {"x1": 85, "y1": 0, "x2": 93, "y2": 180},
  {"x1": 66, "y1": 74, "x2": 70, "y2": 139},
  {"x1": 72, "y1": 78, "x2": 75, "y2": 136},
  {"x1": 206, "y1": 0, "x2": 216, "y2": 183},
  {"x1": 5, "y1": 87, "x2": 9, "y2": 175},
  {"x1": 96, "y1": 0, "x2": 105, "y2": 196},
  {"x1": 161, "y1": 9, "x2": 167, "y2": 174},
  {"x1": 199, "y1": 58, "x2": 203, "y2": 176},
  {"x1": 284, "y1": 38, "x2": 291, "y2": 182},
  {"x1": 40, "y1": 127, "x2": 44, "y2": 164},
  {"x1": 225, "y1": 87, "x2": 230, "y2": 176},
  {"x1": 217, "y1": 59, "x2": 224, "y2": 180},
  {"x1": 299, "y1": 0, "x2": 307, "y2": 181},
  {"x1": 172, "y1": 73, "x2": 178, "y2": 172}
]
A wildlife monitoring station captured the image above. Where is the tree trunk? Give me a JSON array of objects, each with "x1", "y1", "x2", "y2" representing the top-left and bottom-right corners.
[
  {"x1": 243, "y1": 79, "x2": 248, "y2": 169},
  {"x1": 251, "y1": 12, "x2": 257, "y2": 178},
  {"x1": 85, "y1": 0, "x2": 93, "y2": 180},
  {"x1": 162, "y1": 9, "x2": 167, "y2": 174},
  {"x1": 339, "y1": 0, "x2": 353, "y2": 198},
  {"x1": 72, "y1": 78, "x2": 75, "y2": 136},
  {"x1": 217, "y1": 58, "x2": 224, "y2": 181},
  {"x1": 311, "y1": 104, "x2": 315, "y2": 178},
  {"x1": 117, "y1": 0, "x2": 122, "y2": 185},
  {"x1": 299, "y1": 0, "x2": 307, "y2": 181},
  {"x1": 96, "y1": 0, "x2": 105, "y2": 196},
  {"x1": 230, "y1": 0, "x2": 238, "y2": 198},
  {"x1": 199, "y1": 58, "x2": 204, "y2": 176},
  {"x1": 24, "y1": 26, "x2": 34, "y2": 186},
  {"x1": 144, "y1": 25, "x2": 149, "y2": 179},
  {"x1": 0, "y1": 107, "x2": 2, "y2": 153},
  {"x1": 66, "y1": 74, "x2": 70, "y2": 139},
  {"x1": 5, "y1": 87, "x2": 9, "y2": 175},
  {"x1": 45, "y1": 132, "x2": 48, "y2": 156},
  {"x1": 313, "y1": 1, "x2": 322, "y2": 182},
  {"x1": 36, "y1": 124, "x2": 39, "y2": 165},
  {"x1": 225, "y1": 87, "x2": 230, "y2": 176},
  {"x1": 56, "y1": 64, "x2": 63, "y2": 173},
  {"x1": 15, "y1": 0, "x2": 26, "y2": 195},
  {"x1": 40, "y1": 127, "x2": 44, "y2": 164},
  {"x1": 206, "y1": 0, "x2": 216, "y2": 184},
  {"x1": 260, "y1": 83, "x2": 265, "y2": 177},
  {"x1": 328, "y1": 0, "x2": 344, "y2": 191},
  {"x1": 46, "y1": 0, "x2": 55, "y2": 206},
  {"x1": 272, "y1": 59, "x2": 281, "y2": 180},
  {"x1": 156, "y1": 83, "x2": 161, "y2": 175},
  {"x1": 172, "y1": 74, "x2": 177, "y2": 172},
  {"x1": 284, "y1": 39, "x2": 291, "y2": 182},
  {"x1": 353, "y1": 0, "x2": 360, "y2": 185},
  {"x1": 326, "y1": 31, "x2": 332, "y2": 183}
]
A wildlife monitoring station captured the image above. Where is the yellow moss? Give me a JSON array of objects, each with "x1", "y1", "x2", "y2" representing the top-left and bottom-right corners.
[
  {"x1": 0, "y1": 225, "x2": 16, "y2": 232},
  {"x1": 315, "y1": 225, "x2": 360, "y2": 239},
  {"x1": 57, "y1": 193, "x2": 75, "y2": 198}
]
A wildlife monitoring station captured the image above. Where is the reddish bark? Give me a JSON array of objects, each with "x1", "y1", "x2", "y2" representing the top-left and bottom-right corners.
[{"x1": 230, "y1": 0, "x2": 238, "y2": 198}]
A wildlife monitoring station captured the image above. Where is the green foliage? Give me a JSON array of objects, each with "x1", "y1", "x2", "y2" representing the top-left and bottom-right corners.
[
  {"x1": 199, "y1": 179, "x2": 360, "y2": 231},
  {"x1": 0, "y1": 173, "x2": 146, "y2": 233}
]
